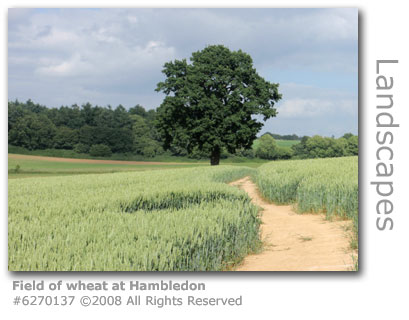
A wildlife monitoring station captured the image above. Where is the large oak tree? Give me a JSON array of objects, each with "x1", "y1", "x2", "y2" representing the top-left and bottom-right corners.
[{"x1": 155, "y1": 45, "x2": 282, "y2": 165}]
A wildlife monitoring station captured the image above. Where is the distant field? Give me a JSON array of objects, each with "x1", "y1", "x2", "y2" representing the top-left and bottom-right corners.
[
  {"x1": 8, "y1": 154, "x2": 266, "y2": 179},
  {"x1": 276, "y1": 140, "x2": 300, "y2": 148},
  {"x1": 8, "y1": 154, "x2": 205, "y2": 179},
  {"x1": 252, "y1": 139, "x2": 300, "y2": 149}
]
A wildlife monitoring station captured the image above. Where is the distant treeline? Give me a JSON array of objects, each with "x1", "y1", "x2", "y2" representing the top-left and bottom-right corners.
[
  {"x1": 291, "y1": 134, "x2": 358, "y2": 159},
  {"x1": 8, "y1": 99, "x2": 163, "y2": 157},
  {"x1": 263, "y1": 132, "x2": 302, "y2": 140},
  {"x1": 8, "y1": 100, "x2": 358, "y2": 160},
  {"x1": 255, "y1": 133, "x2": 358, "y2": 160}
]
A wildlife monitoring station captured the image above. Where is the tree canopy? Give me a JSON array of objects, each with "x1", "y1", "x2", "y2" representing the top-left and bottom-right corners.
[
  {"x1": 291, "y1": 135, "x2": 358, "y2": 159},
  {"x1": 8, "y1": 100, "x2": 162, "y2": 157},
  {"x1": 155, "y1": 45, "x2": 282, "y2": 165}
]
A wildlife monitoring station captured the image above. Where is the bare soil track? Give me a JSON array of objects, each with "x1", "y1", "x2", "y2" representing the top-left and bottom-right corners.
[
  {"x1": 230, "y1": 177, "x2": 356, "y2": 271},
  {"x1": 8, "y1": 154, "x2": 196, "y2": 166}
]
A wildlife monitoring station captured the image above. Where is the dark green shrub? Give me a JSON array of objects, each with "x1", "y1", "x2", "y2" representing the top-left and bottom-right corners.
[
  {"x1": 89, "y1": 144, "x2": 112, "y2": 157},
  {"x1": 142, "y1": 146, "x2": 156, "y2": 158},
  {"x1": 255, "y1": 135, "x2": 278, "y2": 160},
  {"x1": 73, "y1": 143, "x2": 90, "y2": 154},
  {"x1": 237, "y1": 148, "x2": 255, "y2": 159},
  {"x1": 276, "y1": 146, "x2": 294, "y2": 159}
]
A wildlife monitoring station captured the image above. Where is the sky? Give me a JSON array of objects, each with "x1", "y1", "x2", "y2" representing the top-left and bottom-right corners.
[{"x1": 8, "y1": 8, "x2": 358, "y2": 137}]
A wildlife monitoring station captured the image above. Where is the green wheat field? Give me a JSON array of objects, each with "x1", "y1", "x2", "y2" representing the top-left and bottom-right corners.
[{"x1": 8, "y1": 156, "x2": 358, "y2": 271}]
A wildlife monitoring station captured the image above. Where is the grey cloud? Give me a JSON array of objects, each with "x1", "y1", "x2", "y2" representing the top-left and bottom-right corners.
[{"x1": 8, "y1": 8, "x2": 357, "y2": 136}]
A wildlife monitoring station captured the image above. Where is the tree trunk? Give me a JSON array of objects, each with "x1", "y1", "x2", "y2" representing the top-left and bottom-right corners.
[{"x1": 210, "y1": 147, "x2": 221, "y2": 166}]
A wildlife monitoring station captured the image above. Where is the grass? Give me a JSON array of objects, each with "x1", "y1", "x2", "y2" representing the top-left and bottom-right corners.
[
  {"x1": 8, "y1": 151, "x2": 358, "y2": 271},
  {"x1": 254, "y1": 157, "x2": 358, "y2": 218},
  {"x1": 276, "y1": 140, "x2": 300, "y2": 148},
  {"x1": 254, "y1": 156, "x2": 358, "y2": 263},
  {"x1": 9, "y1": 166, "x2": 261, "y2": 271},
  {"x1": 8, "y1": 155, "x2": 204, "y2": 177},
  {"x1": 252, "y1": 139, "x2": 300, "y2": 149},
  {"x1": 8, "y1": 153, "x2": 268, "y2": 179}
]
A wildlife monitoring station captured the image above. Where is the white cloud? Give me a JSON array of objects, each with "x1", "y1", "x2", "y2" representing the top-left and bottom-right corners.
[
  {"x1": 275, "y1": 81, "x2": 357, "y2": 119},
  {"x1": 36, "y1": 53, "x2": 90, "y2": 76},
  {"x1": 277, "y1": 98, "x2": 356, "y2": 118},
  {"x1": 278, "y1": 99, "x2": 332, "y2": 118},
  {"x1": 33, "y1": 36, "x2": 176, "y2": 78}
]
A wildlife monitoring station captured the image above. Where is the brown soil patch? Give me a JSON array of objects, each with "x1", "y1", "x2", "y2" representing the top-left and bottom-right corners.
[
  {"x1": 8, "y1": 154, "x2": 199, "y2": 166},
  {"x1": 230, "y1": 177, "x2": 356, "y2": 271}
]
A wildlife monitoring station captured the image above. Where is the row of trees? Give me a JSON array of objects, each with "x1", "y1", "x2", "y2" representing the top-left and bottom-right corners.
[
  {"x1": 263, "y1": 133, "x2": 301, "y2": 141},
  {"x1": 8, "y1": 100, "x2": 163, "y2": 157},
  {"x1": 254, "y1": 133, "x2": 358, "y2": 160},
  {"x1": 292, "y1": 134, "x2": 358, "y2": 159}
]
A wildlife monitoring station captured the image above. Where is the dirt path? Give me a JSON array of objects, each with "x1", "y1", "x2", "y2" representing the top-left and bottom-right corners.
[
  {"x1": 8, "y1": 154, "x2": 200, "y2": 166},
  {"x1": 230, "y1": 177, "x2": 355, "y2": 271}
]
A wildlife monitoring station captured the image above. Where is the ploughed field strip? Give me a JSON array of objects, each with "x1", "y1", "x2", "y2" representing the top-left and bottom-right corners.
[
  {"x1": 231, "y1": 177, "x2": 354, "y2": 271},
  {"x1": 8, "y1": 166, "x2": 261, "y2": 271},
  {"x1": 8, "y1": 153, "x2": 198, "y2": 166}
]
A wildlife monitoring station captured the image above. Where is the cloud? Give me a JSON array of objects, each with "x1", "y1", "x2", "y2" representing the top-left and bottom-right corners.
[
  {"x1": 274, "y1": 81, "x2": 357, "y2": 119},
  {"x1": 34, "y1": 41, "x2": 176, "y2": 78},
  {"x1": 36, "y1": 53, "x2": 97, "y2": 77},
  {"x1": 260, "y1": 81, "x2": 357, "y2": 136},
  {"x1": 277, "y1": 98, "x2": 356, "y2": 118},
  {"x1": 8, "y1": 8, "x2": 358, "y2": 136},
  {"x1": 8, "y1": 8, "x2": 358, "y2": 84},
  {"x1": 278, "y1": 99, "x2": 332, "y2": 118}
]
